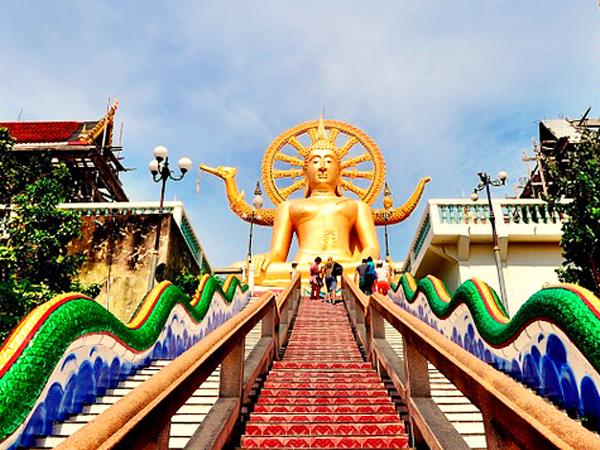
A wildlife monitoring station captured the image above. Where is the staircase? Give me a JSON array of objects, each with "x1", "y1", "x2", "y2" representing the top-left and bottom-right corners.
[
  {"x1": 33, "y1": 317, "x2": 263, "y2": 449},
  {"x1": 384, "y1": 324, "x2": 486, "y2": 449},
  {"x1": 240, "y1": 298, "x2": 409, "y2": 449}
]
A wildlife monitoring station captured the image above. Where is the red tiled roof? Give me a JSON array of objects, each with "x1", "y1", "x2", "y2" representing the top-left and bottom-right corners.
[{"x1": 0, "y1": 121, "x2": 83, "y2": 143}]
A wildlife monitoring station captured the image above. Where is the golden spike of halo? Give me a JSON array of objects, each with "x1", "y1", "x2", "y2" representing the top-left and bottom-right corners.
[
  {"x1": 287, "y1": 136, "x2": 309, "y2": 157},
  {"x1": 341, "y1": 152, "x2": 370, "y2": 169},
  {"x1": 280, "y1": 179, "x2": 306, "y2": 198},
  {"x1": 341, "y1": 179, "x2": 367, "y2": 198},
  {"x1": 338, "y1": 136, "x2": 357, "y2": 158},
  {"x1": 273, "y1": 169, "x2": 304, "y2": 179},
  {"x1": 329, "y1": 128, "x2": 340, "y2": 145},
  {"x1": 274, "y1": 152, "x2": 304, "y2": 166},
  {"x1": 342, "y1": 169, "x2": 373, "y2": 179}
]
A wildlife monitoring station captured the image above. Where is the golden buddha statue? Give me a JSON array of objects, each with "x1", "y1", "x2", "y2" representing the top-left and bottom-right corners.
[{"x1": 200, "y1": 117, "x2": 430, "y2": 285}]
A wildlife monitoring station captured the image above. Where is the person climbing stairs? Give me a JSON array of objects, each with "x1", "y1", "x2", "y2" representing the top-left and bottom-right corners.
[{"x1": 240, "y1": 298, "x2": 409, "y2": 448}]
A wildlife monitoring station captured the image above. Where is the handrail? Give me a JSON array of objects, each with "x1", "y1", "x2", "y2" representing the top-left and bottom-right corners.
[
  {"x1": 341, "y1": 276, "x2": 600, "y2": 450},
  {"x1": 57, "y1": 274, "x2": 301, "y2": 450},
  {"x1": 341, "y1": 274, "x2": 368, "y2": 348},
  {"x1": 276, "y1": 274, "x2": 302, "y2": 348}
]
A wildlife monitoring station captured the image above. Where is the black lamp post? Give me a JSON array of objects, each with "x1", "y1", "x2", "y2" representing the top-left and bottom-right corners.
[
  {"x1": 147, "y1": 145, "x2": 192, "y2": 292},
  {"x1": 471, "y1": 170, "x2": 509, "y2": 313},
  {"x1": 246, "y1": 181, "x2": 263, "y2": 291},
  {"x1": 383, "y1": 182, "x2": 393, "y2": 258}
]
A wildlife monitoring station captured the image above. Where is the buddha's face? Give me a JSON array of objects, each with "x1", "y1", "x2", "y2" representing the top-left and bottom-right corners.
[{"x1": 304, "y1": 148, "x2": 341, "y2": 193}]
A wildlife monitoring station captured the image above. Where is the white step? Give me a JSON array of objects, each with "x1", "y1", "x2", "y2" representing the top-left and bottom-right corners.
[
  {"x1": 64, "y1": 413, "x2": 97, "y2": 424},
  {"x1": 453, "y1": 421, "x2": 486, "y2": 434},
  {"x1": 171, "y1": 413, "x2": 210, "y2": 423},
  {"x1": 445, "y1": 412, "x2": 484, "y2": 422},
  {"x1": 34, "y1": 436, "x2": 67, "y2": 448},
  {"x1": 385, "y1": 323, "x2": 488, "y2": 449}
]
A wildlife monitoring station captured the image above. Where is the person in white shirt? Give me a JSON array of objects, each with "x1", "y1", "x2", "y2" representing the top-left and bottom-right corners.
[{"x1": 375, "y1": 260, "x2": 390, "y2": 295}]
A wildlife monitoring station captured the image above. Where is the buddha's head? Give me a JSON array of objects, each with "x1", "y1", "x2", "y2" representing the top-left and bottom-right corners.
[{"x1": 304, "y1": 117, "x2": 342, "y2": 197}]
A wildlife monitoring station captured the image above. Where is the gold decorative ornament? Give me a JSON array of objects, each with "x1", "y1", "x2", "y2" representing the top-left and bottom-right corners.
[
  {"x1": 200, "y1": 116, "x2": 430, "y2": 285},
  {"x1": 262, "y1": 118, "x2": 385, "y2": 206},
  {"x1": 200, "y1": 117, "x2": 430, "y2": 228}
]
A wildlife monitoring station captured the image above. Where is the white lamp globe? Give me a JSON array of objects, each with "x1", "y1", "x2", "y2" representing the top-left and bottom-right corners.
[
  {"x1": 470, "y1": 192, "x2": 479, "y2": 202},
  {"x1": 153, "y1": 145, "x2": 169, "y2": 162},
  {"x1": 178, "y1": 157, "x2": 193, "y2": 173},
  {"x1": 148, "y1": 160, "x2": 159, "y2": 175},
  {"x1": 498, "y1": 171, "x2": 508, "y2": 182}
]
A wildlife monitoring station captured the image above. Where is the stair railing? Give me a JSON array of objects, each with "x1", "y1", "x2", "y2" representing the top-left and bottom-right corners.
[
  {"x1": 343, "y1": 274, "x2": 368, "y2": 348},
  {"x1": 56, "y1": 274, "x2": 301, "y2": 450},
  {"x1": 341, "y1": 275, "x2": 600, "y2": 450}
]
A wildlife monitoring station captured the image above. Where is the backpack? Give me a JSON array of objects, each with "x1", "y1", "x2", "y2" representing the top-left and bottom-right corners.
[
  {"x1": 332, "y1": 262, "x2": 344, "y2": 277},
  {"x1": 365, "y1": 263, "x2": 376, "y2": 282}
]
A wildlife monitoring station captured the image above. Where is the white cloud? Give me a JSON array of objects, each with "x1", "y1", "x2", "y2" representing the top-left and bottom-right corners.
[{"x1": 1, "y1": 0, "x2": 599, "y2": 266}]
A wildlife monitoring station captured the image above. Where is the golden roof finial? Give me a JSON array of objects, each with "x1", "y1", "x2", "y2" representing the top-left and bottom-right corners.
[
  {"x1": 78, "y1": 123, "x2": 88, "y2": 139},
  {"x1": 310, "y1": 113, "x2": 336, "y2": 151}
]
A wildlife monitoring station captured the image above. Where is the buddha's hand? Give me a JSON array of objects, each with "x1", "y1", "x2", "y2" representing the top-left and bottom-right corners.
[{"x1": 254, "y1": 253, "x2": 273, "y2": 275}]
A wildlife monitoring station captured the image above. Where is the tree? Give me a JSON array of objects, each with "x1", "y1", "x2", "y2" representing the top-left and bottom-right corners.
[
  {"x1": 172, "y1": 269, "x2": 201, "y2": 297},
  {"x1": 546, "y1": 129, "x2": 600, "y2": 295},
  {"x1": 0, "y1": 128, "x2": 95, "y2": 342}
]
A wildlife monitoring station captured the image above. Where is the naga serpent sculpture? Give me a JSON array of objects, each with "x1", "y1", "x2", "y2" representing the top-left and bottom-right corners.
[{"x1": 200, "y1": 119, "x2": 430, "y2": 227}]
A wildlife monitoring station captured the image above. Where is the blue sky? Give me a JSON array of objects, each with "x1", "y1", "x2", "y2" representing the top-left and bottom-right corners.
[{"x1": 1, "y1": 1, "x2": 599, "y2": 267}]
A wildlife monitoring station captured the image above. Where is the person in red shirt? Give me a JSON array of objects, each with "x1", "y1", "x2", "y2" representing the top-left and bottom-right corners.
[{"x1": 309, "y1": 257, "x2": 323, "y2": 300}]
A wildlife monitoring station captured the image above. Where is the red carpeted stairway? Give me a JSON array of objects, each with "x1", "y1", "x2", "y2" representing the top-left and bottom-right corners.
[{"x1": 240, "y1": 298, "x2": 409, "y2": 449}]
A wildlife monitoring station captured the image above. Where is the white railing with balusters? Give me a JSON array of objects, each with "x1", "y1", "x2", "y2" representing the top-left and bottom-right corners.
[{"x1": 406, "y1": 198, "x2": 565, "y2": 270}]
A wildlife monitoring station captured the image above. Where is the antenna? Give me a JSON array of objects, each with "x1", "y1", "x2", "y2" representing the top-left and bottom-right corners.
[
  {"x1": 577, "y1": 106, "x2": 591, "y2": 127},
  {"x1": 118, "y1": 121, "x2": 124, "y2": 147},
  {"x1": 17, "y1": 108, "x2": 23, "y2": 121}
]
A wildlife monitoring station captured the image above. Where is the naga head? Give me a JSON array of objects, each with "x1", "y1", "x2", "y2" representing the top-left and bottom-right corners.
[{"x1": 199, "y1": 164, "x2": 238, "y2": 181}]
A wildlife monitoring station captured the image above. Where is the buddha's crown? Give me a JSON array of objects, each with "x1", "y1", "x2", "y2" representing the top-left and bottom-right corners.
[{"x1": 309, "y1": 114, "x2": 337, "y2": 152}]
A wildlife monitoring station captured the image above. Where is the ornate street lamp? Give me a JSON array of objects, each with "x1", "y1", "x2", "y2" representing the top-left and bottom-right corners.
[
  {"x1": 471, "y1": 171, "x2": 509, "y2": 313},
  {"x1": 383, "y1": 182, "x2": 394, "y2": 258},
  {"x1": 246, "y1": 181, "x2": 263, "y2": 291},
  {"x1": 147, "y1": 145, "x2": 192, "y2": 292}
]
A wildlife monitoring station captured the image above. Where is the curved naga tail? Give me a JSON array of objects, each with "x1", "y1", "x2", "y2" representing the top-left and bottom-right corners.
[
  {"x1": 372, "y1": 177, "x2": 431, "y2": 225},
  {"x1": 199, "y1": 164, "x2": 275, "y2": 226}
]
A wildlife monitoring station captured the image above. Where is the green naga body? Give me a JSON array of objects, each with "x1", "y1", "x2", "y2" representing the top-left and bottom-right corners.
[
  {"x1": 0, "y1": 275, "x2": 249, "y2": 448},
  {"x1": 390, "y1": 273, "x2": 600, "y2": 430}
]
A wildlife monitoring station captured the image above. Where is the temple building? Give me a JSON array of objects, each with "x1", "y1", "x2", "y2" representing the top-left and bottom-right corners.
[
  {"x1": 519, "y1": 114, "x2": 600, "y2": 198},
  {"x1": 403, "y1": 112, "x2": 599, "y2": 314},
  {"x1": 0, "y1": 100, "x2": 128, "y2": 202}
]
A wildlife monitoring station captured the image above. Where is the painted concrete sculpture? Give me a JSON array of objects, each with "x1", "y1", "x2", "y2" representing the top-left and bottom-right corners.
[
  {"x1": 0, "y1": 275, "x2": 249, "y2": 449},
  {"x1": 389, "y1": 274, "x2": 600, "y2": 431}
]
